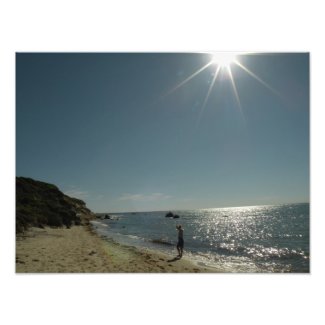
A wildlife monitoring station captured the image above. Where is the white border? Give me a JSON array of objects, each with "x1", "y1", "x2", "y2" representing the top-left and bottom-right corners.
[{"x1": 1, "y1": 1, "x2": 324, "y2": 324}]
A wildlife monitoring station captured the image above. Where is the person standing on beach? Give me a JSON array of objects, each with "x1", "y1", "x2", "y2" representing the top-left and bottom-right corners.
[{"x1": 176, "y1": 225, "x2": 184, "y2": 258}]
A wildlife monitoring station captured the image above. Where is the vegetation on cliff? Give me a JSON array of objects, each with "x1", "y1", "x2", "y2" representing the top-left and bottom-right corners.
[{"x1": 16, "y1": 177, "x2": 94, "y2": 233}]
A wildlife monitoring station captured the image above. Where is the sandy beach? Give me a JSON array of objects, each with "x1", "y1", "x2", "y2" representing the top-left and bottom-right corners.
[{"x1": 16, "y1": 225, "x2": 218, "y2": 273}]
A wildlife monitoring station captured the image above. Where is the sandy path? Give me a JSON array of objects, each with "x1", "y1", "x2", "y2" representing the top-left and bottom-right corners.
[{"x1": 16, "y1": 226, "x2": 218, "y2": 273}]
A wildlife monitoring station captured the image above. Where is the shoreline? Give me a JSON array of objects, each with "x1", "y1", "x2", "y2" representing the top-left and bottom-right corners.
[{"x1": 16, "y1": 225, "x2": 219, "y2": 273}]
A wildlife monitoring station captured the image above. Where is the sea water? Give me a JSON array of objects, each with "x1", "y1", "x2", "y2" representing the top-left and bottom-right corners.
[{"x1": 91, "y1": 203, "x2": 309, "y2": 273}]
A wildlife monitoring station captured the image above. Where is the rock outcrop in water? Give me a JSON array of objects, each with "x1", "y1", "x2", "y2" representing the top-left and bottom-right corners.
[
  {"x1": 16, "y1": 177, "x2": 95, "y2": 233},
  {"x1": 165, "y1": 212, "x2": 180, "y2": 219}
]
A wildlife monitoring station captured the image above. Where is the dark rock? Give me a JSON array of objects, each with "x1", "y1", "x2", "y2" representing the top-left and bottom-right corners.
[
  {"x1": 104, "y1": 214, "x2": 111, "y2": 219},
  {"x1": 173, "y1": 215, "x2": 180, "y2": 219},
  {"x1": 165, "y1": 212, "x2": 174, "y2": 218}
]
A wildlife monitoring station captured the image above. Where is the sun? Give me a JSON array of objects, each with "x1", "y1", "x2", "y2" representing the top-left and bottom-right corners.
[
  {"x1": 164, "y1": 52, "x2": 279, "y2": 115},
  {"x1": 210, "y1": 52, "x2": 237, "y2": 68}
]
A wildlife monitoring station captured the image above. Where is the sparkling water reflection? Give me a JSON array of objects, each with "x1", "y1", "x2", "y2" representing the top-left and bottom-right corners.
[{"x1": 92, "y1": 203, "x2": 309, "y2": 272}]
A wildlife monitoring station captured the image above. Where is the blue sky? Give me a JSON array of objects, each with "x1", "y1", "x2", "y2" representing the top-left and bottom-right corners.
[{"x1": 16, "y1": 53, "x2": 309, "y2": 212}]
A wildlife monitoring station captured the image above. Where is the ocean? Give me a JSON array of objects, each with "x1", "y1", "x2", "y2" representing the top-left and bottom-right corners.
[{"x1": 91, "y1": 203, "x2": 309, "y2": 273}]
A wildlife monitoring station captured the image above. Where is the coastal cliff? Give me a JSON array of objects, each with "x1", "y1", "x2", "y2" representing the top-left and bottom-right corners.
[{"x1": 16, "y1": 177, "x2": 94, "y2": 233}]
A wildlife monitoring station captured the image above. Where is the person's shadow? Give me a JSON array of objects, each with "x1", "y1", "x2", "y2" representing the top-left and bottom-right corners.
[{"x1": 167, "y1": 256, "x2": 181, "y2": 262}]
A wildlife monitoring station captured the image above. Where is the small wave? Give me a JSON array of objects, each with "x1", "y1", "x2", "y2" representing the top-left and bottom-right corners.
[
  {"x1": 90, "y1": 221, "x2": 109, "y2": 228},
  {"x1": 127, "y1": 234, "x2": 142, "y2": 240},
  {"x1": 187, "y1": 251, "x2": 262, "y2": 272}
]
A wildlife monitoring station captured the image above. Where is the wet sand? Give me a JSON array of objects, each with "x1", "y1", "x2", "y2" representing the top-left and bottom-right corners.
[{"x1": 16, "y1": 226, "x2": 218, "y2": 273}]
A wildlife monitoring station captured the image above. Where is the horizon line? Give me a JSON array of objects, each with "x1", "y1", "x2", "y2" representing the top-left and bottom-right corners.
[{"x1": 95, "y1": 201, "x2": 310, "y2": 214}]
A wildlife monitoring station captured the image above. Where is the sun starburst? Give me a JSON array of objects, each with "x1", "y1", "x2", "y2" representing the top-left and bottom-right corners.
[
  {"x1": 163, "y1": 52, "x2": 280, "y2": 121},
  {"x1": 210, "y1": 52, "x2": 237, "y2": 68}
]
